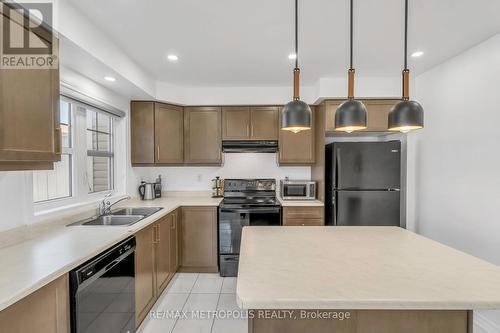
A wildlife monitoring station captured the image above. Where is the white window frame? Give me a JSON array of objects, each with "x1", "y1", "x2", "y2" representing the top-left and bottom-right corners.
[{"x1": 34, "y1": 96, "x2": 118, "y2": 214}]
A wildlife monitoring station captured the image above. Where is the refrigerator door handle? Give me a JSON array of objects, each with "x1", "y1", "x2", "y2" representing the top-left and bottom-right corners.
[
  {"x1": 335, "y1": 148, "x2": 341, "y2": 189},
  {"x1": 333, "y1": 191, "x2": 338, "y2": 226}
]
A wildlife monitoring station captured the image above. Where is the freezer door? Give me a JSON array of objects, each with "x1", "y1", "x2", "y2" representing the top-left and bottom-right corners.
[
  {"x1": 334, "y1": 141, "x2": 401, "y2": 190},
  {"x1": 335, "y1": 190, "x2": 401, "y2": 226}
]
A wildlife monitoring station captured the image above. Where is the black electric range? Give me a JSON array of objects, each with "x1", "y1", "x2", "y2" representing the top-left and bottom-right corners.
[{"x1": 218, "y1": 179, "x2": 281, "y2": 277}]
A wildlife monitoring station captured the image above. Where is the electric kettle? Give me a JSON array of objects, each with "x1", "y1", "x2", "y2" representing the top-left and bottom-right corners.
[{"x1": 138, "y1": 182, "x2": 156, "y2": 200}]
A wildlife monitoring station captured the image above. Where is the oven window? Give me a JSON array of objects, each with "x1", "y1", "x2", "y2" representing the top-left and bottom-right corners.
[{"x1": 284, "y1": 184, "x2": 307, "y2": 197}]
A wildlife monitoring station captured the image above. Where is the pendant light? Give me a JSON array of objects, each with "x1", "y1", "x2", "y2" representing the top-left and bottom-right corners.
[
  {"x1": 334, "y1": 0, "x2": 367, "y2": 133},
  {"x1": 281, "y1": 0, "x2": 312, "y2": 134},
  {"x1": 388, "y1": 0, "x2": 424, "y2": 133}
]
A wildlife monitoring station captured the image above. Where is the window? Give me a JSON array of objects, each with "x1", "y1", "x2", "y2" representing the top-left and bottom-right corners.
[
  {"x1": 33, "y1": 100, "x2": 73, "y2": 202},
  {"x1": 86, "y1": 110, "x2": 114, "y2": 193},
  {"x1": 33, "y1": 97, "x2": 116, "y2": 204}
]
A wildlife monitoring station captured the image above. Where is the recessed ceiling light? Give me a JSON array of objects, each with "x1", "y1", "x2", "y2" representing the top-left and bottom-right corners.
[
  {"x1": 288, "y1": 53, "x2": 297, "y2": 60},
  {"x1": 104, "y1": 76, "x2": 116, "y2": 82},
  {"x1": 167, "y1": 54, "x2": 179, "y2": 61},
  {"x1": 411, "y1": 51, "x2": 424, "y2": 58}
]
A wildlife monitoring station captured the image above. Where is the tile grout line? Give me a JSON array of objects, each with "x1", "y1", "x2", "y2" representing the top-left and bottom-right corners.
[
  {"x1": 169, "y1": 273, "x2": 197, "y2": 333},
  {"x1": 210, "y1": 277, "x2": 224, "y2": 333}
]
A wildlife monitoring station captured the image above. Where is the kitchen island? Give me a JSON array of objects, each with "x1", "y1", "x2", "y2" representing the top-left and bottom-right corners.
[{"x1": 237, "y1": 226, "x2": 500, "y2": 333}]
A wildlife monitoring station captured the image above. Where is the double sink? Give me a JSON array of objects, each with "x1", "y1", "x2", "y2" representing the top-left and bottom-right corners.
[{"x1": 68, "y1": 207, "x2": 163, "y2": 226}]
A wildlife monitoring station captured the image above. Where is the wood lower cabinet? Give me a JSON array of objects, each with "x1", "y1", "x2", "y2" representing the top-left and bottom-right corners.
[
  {"x1": 180, "y1": 207, "x2": 218, "y2": 272},
  {"x1": 325, "y1": 99, "x2": 399, "y2": 132},
  {"x1": 283, "y1": 206, "x2": 324, "y2": 226},
  {"x1": 184, "y1": 107, "x2": 222, "y2": 165},
  {"x1": 170, "y1": 209, "x2": 180, "y2": 274},
  {"x1": 155, "y1": 215, "x2": 172, "y2": 296},
  {"x1": 135, "y1": 210, "x2": 180, "y2": 327},
  {"x1": 278, "y1": 106, "x2": 315, "y2": 165},
  {"x1": 0, "y1": 8, "x2": 60, "y2": 170},
  {"x1": 0, "y1": 274, "x2": 69, "y2": 333},
  {"x1": 135, "y1": 223, "x2": 156, "y2": 326}
]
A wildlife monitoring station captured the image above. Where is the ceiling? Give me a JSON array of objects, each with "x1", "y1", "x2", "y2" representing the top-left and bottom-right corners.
[{"x1": 67, "y1": 0, "x2": 500, "y2": 87}]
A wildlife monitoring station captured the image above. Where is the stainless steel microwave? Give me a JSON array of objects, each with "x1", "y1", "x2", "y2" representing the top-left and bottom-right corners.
[{"x1": 280, "y1": 180, "x2": 316, "y2": 200}]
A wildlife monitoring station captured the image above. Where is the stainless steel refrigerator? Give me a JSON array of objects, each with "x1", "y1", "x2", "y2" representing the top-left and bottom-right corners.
[{"x1": 325, "y1": 141, "x2": 402, "y2": 227}]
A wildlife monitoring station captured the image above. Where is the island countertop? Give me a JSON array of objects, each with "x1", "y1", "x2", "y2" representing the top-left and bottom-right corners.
[{"x1": 236, "y1": 226, "x2": 500, "y2": 310}]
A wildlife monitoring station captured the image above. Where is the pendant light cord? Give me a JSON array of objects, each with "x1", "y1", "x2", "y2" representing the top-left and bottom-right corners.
[
  {"x1": 350, "y1": 0, "x2": 353, "y2": 70},
  {"x1": 295, "y1": 0, "x2": 299, "y2": 69},
  {"x1": 404, "y1": 0, "x2": 408, "y2": 70}
]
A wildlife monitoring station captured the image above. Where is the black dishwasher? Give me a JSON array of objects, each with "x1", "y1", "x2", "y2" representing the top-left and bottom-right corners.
[{"x1": 70, "y1": 236, "x2": 136, "y2": 333}]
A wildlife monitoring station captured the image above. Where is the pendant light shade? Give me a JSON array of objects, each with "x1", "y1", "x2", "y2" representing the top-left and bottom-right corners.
[
  {"x1": 388, "y1": 0, "x2": 424, "y2": 132},
  {"x1": 281, "y1": 0, "x2": 311, "y2": 133},
  {"x1": 335, "y1": 0, "x2": 367, "y2": 133}
]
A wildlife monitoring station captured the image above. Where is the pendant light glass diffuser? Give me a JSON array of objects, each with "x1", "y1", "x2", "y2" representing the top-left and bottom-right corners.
[
  {"x1": 281, "y1": 0, "x2": 312, "y2": 134},
  {"x1": 335, "y1": 0, "x2": 367, "y2": 133},
  {"x1": 388, "y1": 0, "x2": 424, "y2": 133}
]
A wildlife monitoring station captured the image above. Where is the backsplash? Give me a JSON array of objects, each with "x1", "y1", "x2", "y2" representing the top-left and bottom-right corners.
[{"x1": 128, "y1": 153, "x2": 310, "y2": 194}]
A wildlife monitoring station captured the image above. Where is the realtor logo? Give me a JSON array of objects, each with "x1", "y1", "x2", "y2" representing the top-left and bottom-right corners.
[{"x1": 1, "y1": 1, "x2": 58, "y2": 69}]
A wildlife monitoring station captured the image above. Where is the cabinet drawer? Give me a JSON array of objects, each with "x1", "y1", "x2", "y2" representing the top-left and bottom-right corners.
[
  {"x1": 283, "y1": 207, "x2": 324, "y2": 219},
  {"x1": 283, "y1": 218, "x2": 324, "y2": 226}
]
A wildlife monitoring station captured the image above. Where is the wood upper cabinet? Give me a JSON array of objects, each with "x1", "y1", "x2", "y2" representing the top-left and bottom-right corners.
[
  {"x1": 155, "y1": 215, "x2": 172, "y2": 296},
  {"x1": 325, "y1": 99, "x2": 399, "y2": 132},
  {"x1": 135, "y1": 223, "x2": 156, "y2": 326},
  {"x1": 0, "y1": 16, "x2": 60, "y2": 169},
  {"x1": 222, "y1": 107, "x2": 250, "y2": 140},
  {"x1": 184, "y1": 107, "x2": 222, "y2": 165},
  {"x1": 278, "y1": 106, "x2": 315, "y2": 165},
  {"x1": 154, "y1": 103, "x2": 184, "y2": 164},
  {"x1": 250, "y1": 106, "x2": 279, "y2": 140},
  {"x1": 0, "y1": 274, "x2": 69, "y2": 333},
  {"x1": 131, "y1": 101, "x2": 155, "y2": 164},
  {"x1": 180, "y1": 207, "x2": 218, "y2": 272},
  {"x1": 131, "y1": 102, "x2": 184, "y2": 165},
  {"x1": 222, "y1": 106, "x2": 278, "y2": 141}
]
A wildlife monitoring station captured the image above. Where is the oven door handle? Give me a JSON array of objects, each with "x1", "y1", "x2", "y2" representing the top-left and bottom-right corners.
[{"x1": 220, "y1": 207, "x2": 281, "y2": 214}]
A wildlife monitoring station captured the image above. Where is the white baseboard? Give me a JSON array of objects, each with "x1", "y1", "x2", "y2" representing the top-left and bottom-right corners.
[{"x1": 475, "y1": 313, "x2": 500, "y2": 333}]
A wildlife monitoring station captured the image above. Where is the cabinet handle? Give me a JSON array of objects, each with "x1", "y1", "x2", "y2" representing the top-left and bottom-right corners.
[
  {"x1": 54, "y1": 128, "x2": 61, "y2": 155},
  {"x1": 156, "y1": 146, "x2": 160, "y2": 162},
  {"x1": 247, "y1": 124, "x2": 250, "y2": 137},
  {"x1": 152, "y1": 225, "x2": 157, "y2": 243},
  {"x1": 157, "y1": 224, "x2": 160, "y2": 242},
  {"x1": 250, "y1": 125, "x2": 254, "y2": 138}
]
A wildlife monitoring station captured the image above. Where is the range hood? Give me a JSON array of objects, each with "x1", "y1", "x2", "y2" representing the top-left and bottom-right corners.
[{"x1": 222, "y1": 140, "x2": 278, "y2": 153}]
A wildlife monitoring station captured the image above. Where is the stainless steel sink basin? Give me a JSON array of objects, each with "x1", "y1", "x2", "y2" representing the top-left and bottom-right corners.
[
  {"x1": 111, "y1": 207, "x2": 163, "y2": 217},
  {"x1": 81, "y1": 215, "x2": 145, "y2": 226},
  {"x1": 67, "y1": 207, "x2": 163, "y2": 226}
]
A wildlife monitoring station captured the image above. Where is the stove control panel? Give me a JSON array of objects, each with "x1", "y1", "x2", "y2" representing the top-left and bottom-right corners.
[{"x1": 224, "y1": 179, "x2": 276, "y2": 192}]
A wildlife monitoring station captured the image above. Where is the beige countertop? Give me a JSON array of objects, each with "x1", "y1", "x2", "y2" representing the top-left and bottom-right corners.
[
  {"x1": 277, "y1": 197, "x2": 324, "y2": 207},
  {"x1": 236, "y1": 226, "x2": 500, "y2": 310},
  {"x1": 0, "y1": 192, "x2": 222, "y2": 312}
]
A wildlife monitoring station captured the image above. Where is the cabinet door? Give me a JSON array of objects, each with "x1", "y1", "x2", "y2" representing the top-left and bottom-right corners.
[
  {"x1": 0, "y1": 274, "x2": 69, "y2": 333},
  {"x1": 170, "y1": 209, "x2": 180, "y2": 275},
  {"x1": 361, "y1": 100, "x2": 398, "y2": 132},
  {"x1": 250, "y1": 106, "x2": 278, "y2": 140},
  {"x1": 131, "y1": 101, "x2": 155, "y2": 164},
  {"x1": 0, "y1": 54, "x2": 59, "y2": 163},
  {"x1": 222, "y1": 107, "x2": 250, "y2": 140},
  {"x1": 283, "y1": 218, "x2": 324, "y2": 226},
  {"x1": 155, "y1": 103, "x2": 184, "y2": 164},
  {"x1": 184, "y1": 107, "x2": 222, "y2": 165},
  {"x1": 155, "y1": 216, "x2": 171, "y2": 295},
  {"x1": 135, "y1": 223, "x2": 156, "y2": 326},
  {"x1": 324, "y1": 100, "x2": 342, "y2": 132},
  {"x1": 180, "y1": 207, "x2": 218, "y2": 271},
  {"x1": 278, "y1": 106, "x2": 315, "y2": 165}
]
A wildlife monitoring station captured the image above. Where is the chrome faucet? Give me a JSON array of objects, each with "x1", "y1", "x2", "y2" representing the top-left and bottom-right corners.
[{"x1": 97, "y1": 192, "x2": 131, "y2": 216}]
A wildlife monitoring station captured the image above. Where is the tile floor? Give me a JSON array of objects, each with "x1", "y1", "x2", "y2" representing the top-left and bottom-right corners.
[{"x1": 137, "y1": 273, "x2": 247, "y2": 333}]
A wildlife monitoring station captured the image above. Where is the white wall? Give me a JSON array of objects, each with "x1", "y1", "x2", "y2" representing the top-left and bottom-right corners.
[
  {"x1": 128, "y1": 154, "x2": 310, "y2": 195},
  {"x1": 410, "y1": 33, "x2": 500, "y2": 331}
]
